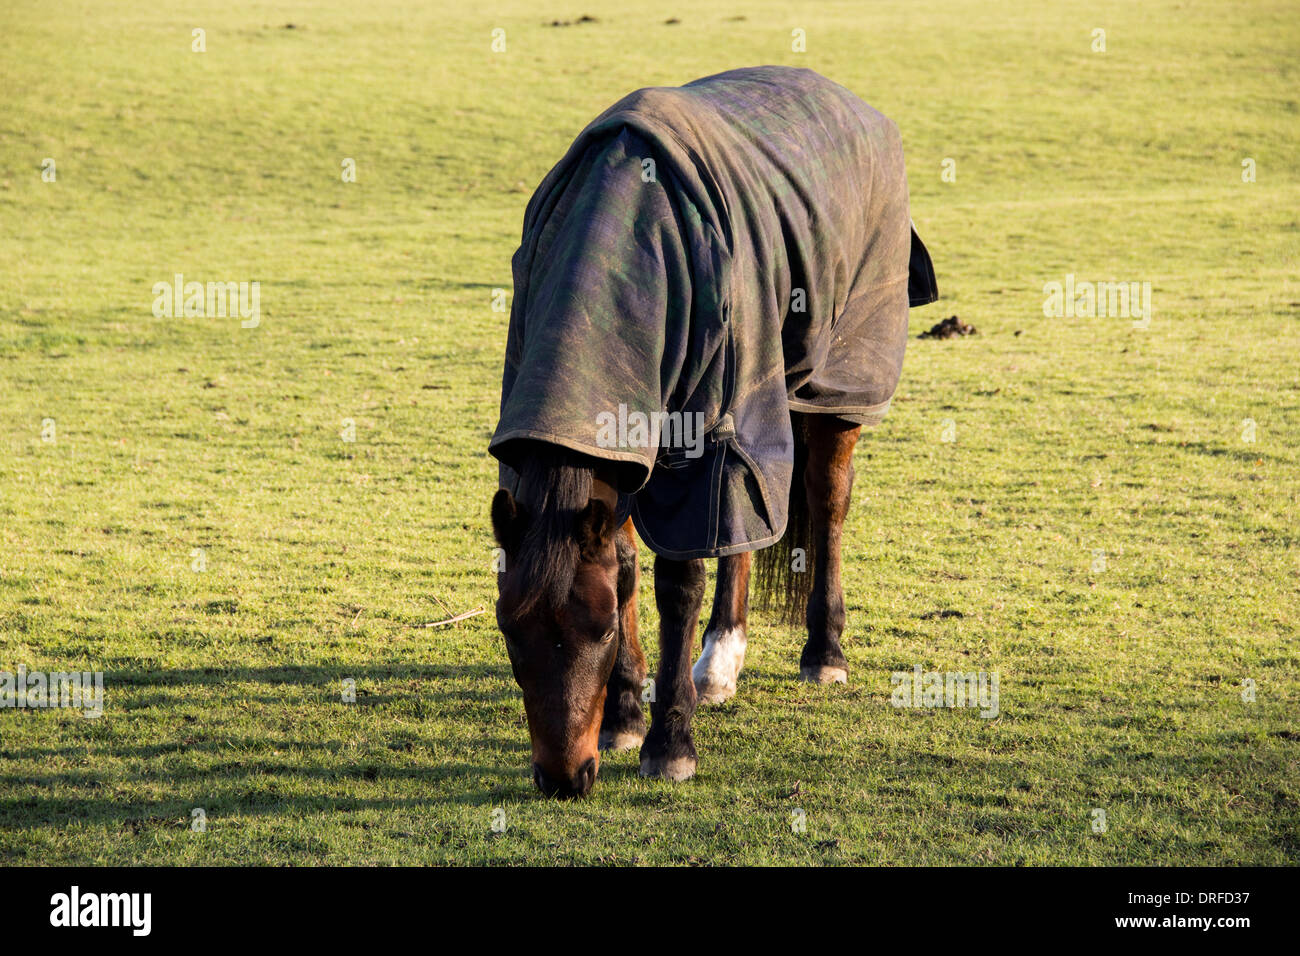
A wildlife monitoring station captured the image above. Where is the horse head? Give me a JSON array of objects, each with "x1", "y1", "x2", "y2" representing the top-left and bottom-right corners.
[{"x1": 490, "y1": 455, "x2": 621, "y2": 797}]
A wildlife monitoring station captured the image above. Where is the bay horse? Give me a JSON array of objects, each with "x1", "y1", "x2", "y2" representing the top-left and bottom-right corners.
[{"x1": 489, "y1": 67, "x2": 937, "y2": 797}]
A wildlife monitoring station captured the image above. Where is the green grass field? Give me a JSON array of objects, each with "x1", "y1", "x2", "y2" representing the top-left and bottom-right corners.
[{"x1": 1, "y1": 0, "x2": 1297, "y2": 865}]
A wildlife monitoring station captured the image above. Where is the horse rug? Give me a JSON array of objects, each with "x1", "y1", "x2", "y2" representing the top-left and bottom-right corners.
[{"x1": 490, "y1": 66, "x2": 938, "y2": 559}]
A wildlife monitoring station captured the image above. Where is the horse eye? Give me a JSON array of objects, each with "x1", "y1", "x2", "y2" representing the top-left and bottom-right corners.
[{"x1": 599, "y1": 628, "x2": 616, "y2": 644}]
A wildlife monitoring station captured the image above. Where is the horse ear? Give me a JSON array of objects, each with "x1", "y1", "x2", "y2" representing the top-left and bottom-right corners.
[
  {"x1": 491, "y1": 488, "x2": 527, "y2": 553},
  {"x1": 576, "y1": 498, "x2": 617, "y2": 559}
]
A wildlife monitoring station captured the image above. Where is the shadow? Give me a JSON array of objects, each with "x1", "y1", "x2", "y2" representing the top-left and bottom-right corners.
[
  {"x1": 1161, "y1": 441, "x2": 1280, "y2": 463},
  {"x1": 101, "y1": 662, "x2": 513, "y2": 694},
  {"x1": 0, "y1": 743, "x2": 538, "y2": 831},
  {"x1": 0, "y1": 731, "x2": 530, "y2": 765},
  {"x1": 0, "y1": 780, "x2": 535, "y2": 834},
  {"x1": 90, "y1": 662, "x2": 525, "y2": 712},
  {"x1": 0, "y1": 662, "x2": 546, "y2": 828}
]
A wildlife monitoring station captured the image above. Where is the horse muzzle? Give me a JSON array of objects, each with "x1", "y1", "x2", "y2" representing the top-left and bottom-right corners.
[{"x1": 532, "y1": 757, "x2": 598, "y2": 798}]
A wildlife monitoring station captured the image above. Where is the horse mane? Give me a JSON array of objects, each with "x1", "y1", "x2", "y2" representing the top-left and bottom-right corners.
[
  {"x1": 508, "y1": 438, "x2": 811, "y2": 626},
  {"x1": 511, "y1": 445, "x2": 594, "y2": 615}
]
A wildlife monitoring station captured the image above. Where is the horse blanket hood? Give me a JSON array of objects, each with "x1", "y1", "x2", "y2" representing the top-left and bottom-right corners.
[{"x1": 491, "y1": 66, "x2": 937, "y2": 559}]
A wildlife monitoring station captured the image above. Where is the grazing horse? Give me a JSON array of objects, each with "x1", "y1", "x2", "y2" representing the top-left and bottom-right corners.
[{"x1": 489, "y1": 67, "x2": 937, "y2": 797}]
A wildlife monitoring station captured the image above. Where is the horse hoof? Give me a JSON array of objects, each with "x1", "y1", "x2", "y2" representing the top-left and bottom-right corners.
[
  {"x1": 598, "y1": 730, "x2": 645, "y2": 752},
  {"x1": 799, "y1": 665, "x2": 848, "y2": 685},
  {"x1": 694, "y1": 680, "x2": 736, "y2": 705},
  {"x1": 639, "y1": 755, "x2": 697, "y2": 782}
]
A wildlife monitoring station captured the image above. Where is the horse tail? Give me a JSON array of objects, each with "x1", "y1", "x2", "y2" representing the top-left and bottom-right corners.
[{"x1": 754, "y1": 413, "x2": 813, "y2": 626}]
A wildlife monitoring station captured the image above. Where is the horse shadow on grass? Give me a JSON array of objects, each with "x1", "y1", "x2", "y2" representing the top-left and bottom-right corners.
[{"x1": 0, "y1": 662, "x2": 550, "y2": 831}]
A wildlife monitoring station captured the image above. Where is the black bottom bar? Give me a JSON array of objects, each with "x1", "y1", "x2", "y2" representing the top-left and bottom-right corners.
[{"x1": 3, "y1": 865, "x2": 1278, "y2": 941}]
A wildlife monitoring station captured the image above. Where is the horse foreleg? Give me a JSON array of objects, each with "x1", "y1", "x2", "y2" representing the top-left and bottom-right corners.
[
  {"x1": 800, "y1": 415, "x2": 861, "y2": 684},
  {"x1": 599, "y1": 518, "x2": 647, "y2": 752},
  {"x1": 640, "y1": 555, "x2": 706, "y2": 781},
  {"x1": 692, "y1": 551, "x2": 752, "y2": 704}
]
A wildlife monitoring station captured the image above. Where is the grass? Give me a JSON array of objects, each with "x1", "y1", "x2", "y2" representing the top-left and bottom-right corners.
[{"x1": 0, "y1": 0, "x2": 1297, "y2": 865}]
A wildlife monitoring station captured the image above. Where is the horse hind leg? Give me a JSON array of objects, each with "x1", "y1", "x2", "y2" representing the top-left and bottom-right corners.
[
  {"x1": 692, "y1": 551, "x2": 751, "y2": 705},
  {"x1": 599, "y1": 518, "x2": 647, "y2": 752},
  {"x1": 799, "y1": 415, "x2": 861, "y2": 685}
]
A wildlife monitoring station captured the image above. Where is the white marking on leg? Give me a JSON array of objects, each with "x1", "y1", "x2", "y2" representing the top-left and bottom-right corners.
[
  {"x1": 639, "y1": 754, "x2": 697, "y2": 782},
  {"x1": 692, "y1": 626, "x2": 747, "y2": 704},
  {"x1": 598, "y1": 729, "x2": 644, "y2": 752},
  {"x1": 799, "y1": 664, "x2": 848, "y2": 685}
]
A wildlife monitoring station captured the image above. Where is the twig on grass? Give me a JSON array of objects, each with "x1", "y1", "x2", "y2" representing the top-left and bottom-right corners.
[{"x1": 409, "y1": 605, "x2": 486, "y2": 629}]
